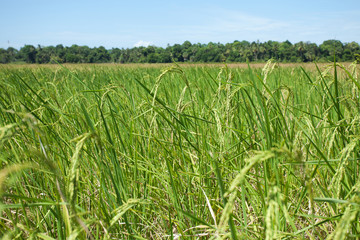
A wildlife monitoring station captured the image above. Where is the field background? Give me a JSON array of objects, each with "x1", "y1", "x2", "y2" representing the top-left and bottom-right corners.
[
  {"x1": 0, "y1": 61, "x2": 359, "y2": 239},
  {"x1": 3, "y1": 62, "x2": 356, "y2": 69}
]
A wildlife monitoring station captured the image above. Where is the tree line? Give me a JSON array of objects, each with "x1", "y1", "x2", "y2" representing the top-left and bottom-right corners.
[{"x1": 0, "y1": 40, "x2": 359, "y2": 64}]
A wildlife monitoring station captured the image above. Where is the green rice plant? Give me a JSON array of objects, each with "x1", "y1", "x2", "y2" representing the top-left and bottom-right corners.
[{"x1": 0, "y1": 61, "x2": 359, "y2": 239}]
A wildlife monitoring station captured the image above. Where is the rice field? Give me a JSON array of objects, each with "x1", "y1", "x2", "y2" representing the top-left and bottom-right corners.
[{"x1": 0, "y1": 61, "x2": 359, "y2": 239}]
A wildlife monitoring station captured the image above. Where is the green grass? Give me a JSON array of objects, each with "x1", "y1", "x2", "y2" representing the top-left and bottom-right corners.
[{"x1": 0, "y1": 61, "x2": 359, "y2": 239}]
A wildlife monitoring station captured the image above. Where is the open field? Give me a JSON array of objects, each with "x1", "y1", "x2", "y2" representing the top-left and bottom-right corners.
[
  {"x1": 2, "y1": 62, "x2": 357, "y2": 70},
  {"x1": 0, "y1": 61, "x2": 359, "y2": 239}
]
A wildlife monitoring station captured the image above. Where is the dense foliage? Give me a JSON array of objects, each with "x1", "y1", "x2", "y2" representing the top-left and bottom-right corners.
[
  {"x1": 0, "y1": 39, "x2": 359, "y2": 64},
  {"x1": 0, "y1": 62, "x2": 359, "y2": 239}
]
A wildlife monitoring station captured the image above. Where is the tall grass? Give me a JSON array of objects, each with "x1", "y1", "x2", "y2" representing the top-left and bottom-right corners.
[{"x1": 0, "y1": 61, "x2": 359, "y2": 239}]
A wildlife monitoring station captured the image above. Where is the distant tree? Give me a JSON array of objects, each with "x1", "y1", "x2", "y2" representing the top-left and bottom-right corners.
[
  {"x1": 87, "y1": 46, "x2": 110, "y2": 63},
  {"x1": 182, "y1": 52, "x2": 190, "y2": 61},
  {"x1": 96, "y1": 46, "x2": 110, "y2": 62},
  {"x1": 170, "y1": 44, "x2": 183, "y2": 62},
  {"x1": 356, "y1": 54, "x2": 360, "y2": 64},
  {"x1": 20, "y1": 45, "x2": 37, "y2": 63},
  {"x1": 36, "y1": 45, "x2": 56, "y2": 63},
  {"x1": 237, "y1": 41, "x2": 251, "y2": 62},
  {"x1": 147, "y1": 53, "x2": 160, "y2": 63},
  {"x1": 0, "y1": 39, "x2": 358, "y2": 64},
  {"x1": 270, "y1": 41, "x2": 280, "y2": 60},
  {"x1": 295, "y1": 41, "x2": 306, "y2": 62},
  {"x1": 258, "y1": 44, "x2": 266, "y2": 61},
  {"x1": 6, "y1": 47, "x2": 18, "y2": 62},
  {"x1": 182, "y1": 40, "x2": 192, "y2": 50},
  {"x1": 65, "y1": 53, "x2": 81, "y2": 63},
  {"x1": 159, "y1": 50, "x2": 171, "y2": 63},
  {"x1": 251, "y1": 41, "x2": 260, "y2": 61},
  {"x1": 279, "y1": 40, "x2": 293, "y2": 62},
  {"x1": 0, "y1": 48, "x2": 10, "y2": 63},
  {"x1": 343, "y1": 42, "x2": 360, "y2": 61},
  {"x1": 78, "y1": 46, "x2": 91, "y2": 63},
  {"x1": 303, "y1": 42, "x2": 318, "y2": 62},
  {"x1": 55, "y1": 44, "x2": 65, "y2": 62},
  {"x1": 110, "y1": 48, "x2": 122, "y2": 62},
  {"x1": 319, "y1": 40, "x2": 343, "y2": 61}
]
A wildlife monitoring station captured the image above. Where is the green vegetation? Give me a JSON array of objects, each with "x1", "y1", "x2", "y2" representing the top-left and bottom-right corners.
[
  {"x1": 0, "y1": 39, "x2": 360, "y2": 64},
  {"x1": 0, "y1": 61, "x2": 359, "y2": 239}
]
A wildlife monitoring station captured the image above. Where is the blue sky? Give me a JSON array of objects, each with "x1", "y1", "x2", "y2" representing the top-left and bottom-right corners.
[{"x1": 1, "y1": 0, "x2": 359, "y2": 49}]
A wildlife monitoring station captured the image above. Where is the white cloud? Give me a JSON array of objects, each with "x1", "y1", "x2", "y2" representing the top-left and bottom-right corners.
[
  {"x1": 147, "y1": 8, "x2": 293, "y2": 45},
  {"x1": 134, "y1": 40, "x2": 152, "y2": 47},
  {"x1": 214, "y1": 11, "x2": 290, "y2": 32},
  {"x1": 156, "y1": 8, "x2": 360, "y2": 45}
]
